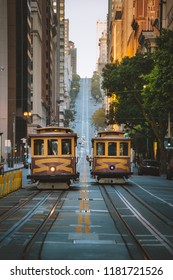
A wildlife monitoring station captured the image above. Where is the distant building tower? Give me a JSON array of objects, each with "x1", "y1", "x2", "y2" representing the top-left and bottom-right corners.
[
  {"x1": 69, "y1": 41, "x2": 77, "y2": 75},
  {"x1": 97, "y1": 30, "x2": 107, "y2": 75},
  {"x1": 64, "y1": 19, "x2": 77, "y2": 111},
  {"x1": 96, "y1": 20, "x2": 107, "y2": 69}
]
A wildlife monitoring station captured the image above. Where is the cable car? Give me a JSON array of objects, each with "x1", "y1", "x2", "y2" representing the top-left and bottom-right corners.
[
  {"x1": 89, "y1": 130, "x2": 133, "y2": 184},
  {"x1": 27, "y1": 126, "x2": 79, "y2": 189}
]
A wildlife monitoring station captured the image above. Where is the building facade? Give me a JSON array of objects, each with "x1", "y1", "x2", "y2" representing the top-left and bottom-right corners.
[
  {"x1": 0, "y1": 0, "x2": 65, "y2": 162},
  {"x1": 107, "y1": 0, "x2": 161, "y2": 63},
  {"x1": 164, "y1": 0, "x2": 173, "y2": 30},
  {"x1": 0, "y1": 0, "x2": 32, "y2": 162},
  {"x1": 64, "y1": 19, "x2": 72, "y2": 111},
  {"x1": 56, "y1": 0, "x2": 65, "y2": 126},
  {"x1": 0, "y1": 0, "x2": 8, "y2": 160}
]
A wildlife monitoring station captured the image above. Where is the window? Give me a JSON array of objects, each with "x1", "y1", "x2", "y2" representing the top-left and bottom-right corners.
[
  {"x1": 62, "y1": 139, "x2": 71, "y2": 154},
  {"x1": 120, "y1": 142, "x2": 128, "y2": 156},
  {"x1": 48, "y1": 139, "x2": 58, "y2": 155},
  {"x1": 96, "y1": 142, "x2": 105, "y2": 155},
  {"x1": 108, "y1": 142, "x2": 117, "y2": 156},
  {"x1": 34, "y1": 139, "x2": 44, "y2": 155}
]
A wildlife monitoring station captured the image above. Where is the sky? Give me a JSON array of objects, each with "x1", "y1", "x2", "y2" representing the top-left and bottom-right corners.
[{"x1": 65, "y1": 0, "x2": 108, "y2": 78}]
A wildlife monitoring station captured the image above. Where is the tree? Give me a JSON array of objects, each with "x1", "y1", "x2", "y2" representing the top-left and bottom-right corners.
[
  {"x1": 91, "y1": 71, "x2": 101, "y2": 100},
  {"x1": 70, "y1": 74, "x2": 80, "y2": 106},
  {"x1": 91, "y1": 108, "x2": 106, "y2": 130},
  {"x1": 64, "y1": 109, "x2": 75, "y2": 127},
  {"x1": 141, "y1": 29, "x2": 173, "y2": 168},
  {"x1": 102, "y1": 29, "x2": 173, "y2": 171},
  {"x1": 102, "y1": 54, "x2": 154, "y2": 132}
]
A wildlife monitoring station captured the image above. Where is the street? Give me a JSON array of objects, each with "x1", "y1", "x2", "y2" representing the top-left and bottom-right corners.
[{"x1": 0, "y1": 78, "x2": 173, "y2": 260}]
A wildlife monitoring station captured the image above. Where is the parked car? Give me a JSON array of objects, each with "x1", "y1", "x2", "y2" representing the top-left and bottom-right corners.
[
  {"x1": 138, "y1": 159, "x2": 160, "y2": 176},
  {"x1": 166, "y1": 158, "x2": 173, "y2": 180}
]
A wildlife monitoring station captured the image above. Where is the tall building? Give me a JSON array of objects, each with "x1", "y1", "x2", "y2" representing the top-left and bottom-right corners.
[
  {"x1": 31, "y1": 1, "x2": 45, "y2": 130},
  {"x1": 0, "y1": 0, "x2": 32, "y2": 162},
  {"x1": 0, "y1": 0, "x2": 8, "y2": 160},
  {"x1": 0, "y1": 0, "x2": 62, "y2": 161},
  {"x1": 57, "y1": 0, "x2": 65, "y2": 126},
  {"x1": 64, "y1": 19, "x2": 72, "y2": 110},
  {"x1": 97, "y1": 30, "x2": 107, "y2": 75},
  {"x1": 136, "y1": 0, "x2": 160, "y2": 54},
  {"x1": 107, "y1": 0, "x2": 125, "y2": 62},
  {"x1": 108, "y1": 0, "x2": 160, "y2": 62},
  {"x1": 64, "y1": 19, "x2": 77, "y2": 111},
  {"x1": 31, "y1": 0, "x2": 56, "y2": 129},
  {"x1": 163, "y1": 0, "x2": 173, "y2": 30},
  {"x1": 68, "y1": 41, "x2": 77, "y2": 75}
]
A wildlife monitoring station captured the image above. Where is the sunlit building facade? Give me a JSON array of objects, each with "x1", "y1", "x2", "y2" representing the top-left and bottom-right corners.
[
  {"x1": 164, "y1": 0, "x2": 173, "y2": 30},
  {"x1": 108, "y1": 0, "x2": 160, "y2": 63}
]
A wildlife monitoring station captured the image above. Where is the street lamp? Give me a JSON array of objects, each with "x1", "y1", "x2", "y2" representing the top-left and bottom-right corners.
[
  {"x1": 23, "y1": 111, "x2": 31, "y2": 134},
  {"x1": 24, "y1": 111, "x2": 32, "y2": 117}
]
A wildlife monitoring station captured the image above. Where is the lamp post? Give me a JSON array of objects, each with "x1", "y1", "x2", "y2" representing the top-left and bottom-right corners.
[
  {"x1": 23, "y1": 111, "x2": 31, "y2": 167},
  {"x1": 12, "y1": 113, "x2": 16, "y2": 167},
  {"x1": 0, "y1": 66, "x2": 5, "y2": 163}
]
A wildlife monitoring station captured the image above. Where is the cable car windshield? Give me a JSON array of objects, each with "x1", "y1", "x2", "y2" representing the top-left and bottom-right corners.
[{"x1": 62, "y1": 139, "x2": 71, "y2": 154}]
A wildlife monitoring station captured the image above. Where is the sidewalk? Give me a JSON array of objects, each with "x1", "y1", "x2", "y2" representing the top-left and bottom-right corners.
[{"x1": 3, "y1": 163, "x2": 24, "y2": 172}]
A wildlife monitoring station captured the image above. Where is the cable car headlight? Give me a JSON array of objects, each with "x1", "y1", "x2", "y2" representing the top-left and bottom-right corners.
[
  {"x1": 50, "y1": 166, "x2": 56, "y2": 173},
  {"x1": 110, "y1": 165, "x2": 115, "y2": 170}
]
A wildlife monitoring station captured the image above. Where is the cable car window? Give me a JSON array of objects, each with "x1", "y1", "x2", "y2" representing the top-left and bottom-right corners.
[
  {"x1": 108, "y1": 142, "x2": 117, "y2": 156},
  {"x1": 96, "y1": 142, "x2": 105, "y2": 155},
  {"x1": 62, "y1": 139, "x2": 71, "y2": 154},
  {"x1": 120, "y1": 142, "x2": 128, "y2": 156},
  {"x1": 34, "y1": 139, "x2": 44, "y2": 155},
  {"x1": 48, "y1": 139, "x2": 58, "y2": 155}
]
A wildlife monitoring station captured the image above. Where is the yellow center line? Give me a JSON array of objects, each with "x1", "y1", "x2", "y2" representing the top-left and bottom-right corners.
[{"x1": 76, "y1": 155, "x2": 91, "y2": 233}]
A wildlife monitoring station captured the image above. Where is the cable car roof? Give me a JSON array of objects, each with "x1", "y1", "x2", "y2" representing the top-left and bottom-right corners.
[
  {"x1": 93, "y1": 130, "x2": 130, "y2": 139},
  {"x1": 28, "y1": 126, "x2": 78, "y2": 138}
]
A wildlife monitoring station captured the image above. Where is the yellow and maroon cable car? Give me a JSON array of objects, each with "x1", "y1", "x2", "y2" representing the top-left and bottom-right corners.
[
  {"x1": 90, "y1": 130, "x2": 133, "y2": 184},
  {"x1": 27, "y1": 126, "x2": 79, "y2": 189}
]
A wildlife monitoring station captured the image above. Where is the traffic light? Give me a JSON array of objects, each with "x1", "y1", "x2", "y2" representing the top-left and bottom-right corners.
[
  {"x1": 165, "y1": 137, "x2": 173, "y2": 149},
  {"x1": 168, "y1": 138, "x2": 171, "y2": 146},
  {"x1": 167, "y1": 138, "x2": 173, "y2": 148}
]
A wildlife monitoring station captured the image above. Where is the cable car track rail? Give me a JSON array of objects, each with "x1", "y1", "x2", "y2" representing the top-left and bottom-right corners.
[
  {"x1": 22, "y1": 190, "x2": 67, "y2": 259},
  {"x1": 115, "y1": 187, "x2": 173, "y2": 255},
  {"x1": 0, "y1": 191, "x2": 66, "y2": 249},
  {"x1": 0, "y1": 190, "x2": 40, "y2": 223},
  {"x1": 100, "y1": 185, "x2": 151, "y2": 260},
  {"x1": 122, "y1": 184, "x2": 173, "y2": 228},
  {"x1": 102, "y1": 184, "x2": 173, "y2": 259}
]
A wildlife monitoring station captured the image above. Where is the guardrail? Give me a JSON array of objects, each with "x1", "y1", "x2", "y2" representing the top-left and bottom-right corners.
[{"x1": 0, "y1": 168, "x2": 22, "y2": 198}]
